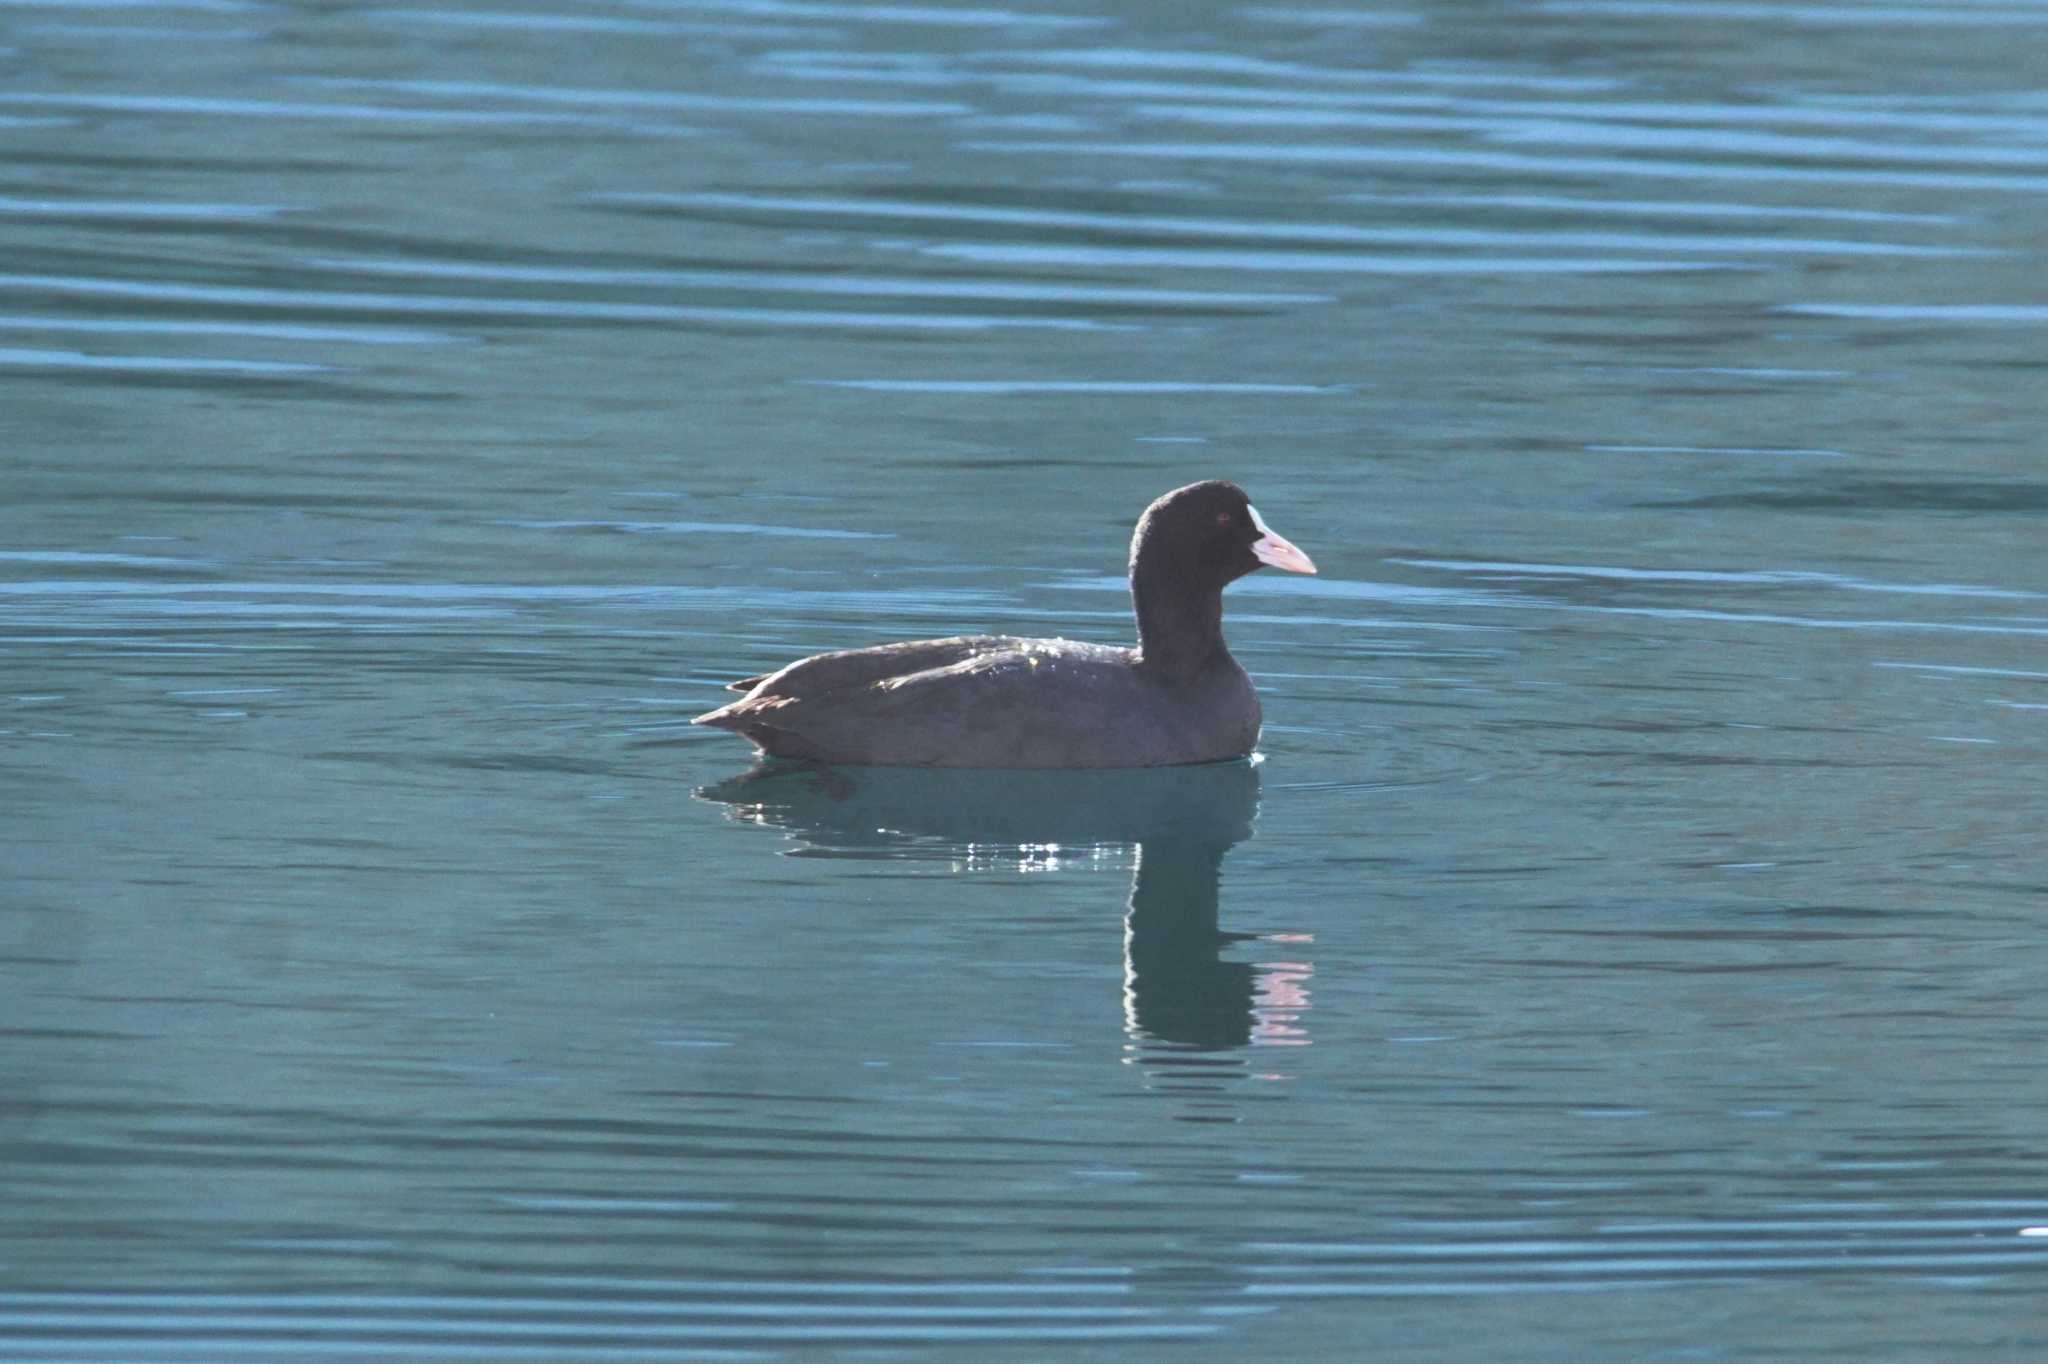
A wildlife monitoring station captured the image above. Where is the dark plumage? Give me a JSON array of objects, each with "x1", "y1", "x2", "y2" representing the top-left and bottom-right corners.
[{"x1": 692, "y1": 480, "x2": 1316, "y2": 768}]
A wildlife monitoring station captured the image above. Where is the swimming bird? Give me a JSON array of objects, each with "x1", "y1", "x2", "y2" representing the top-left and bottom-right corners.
[{"x1": 692, "y1": 480, "x2": 1316, "y2": 768}]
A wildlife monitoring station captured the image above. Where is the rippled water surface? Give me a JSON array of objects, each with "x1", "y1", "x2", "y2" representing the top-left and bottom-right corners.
[{"x1": 7, "y1": 1, "x2": 2048, "y2": 1358}]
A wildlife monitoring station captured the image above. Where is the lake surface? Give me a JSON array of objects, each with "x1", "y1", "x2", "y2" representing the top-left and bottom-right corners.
[{"x1": 6, "y1": 0, "x2": 2048, "y2": 1358}]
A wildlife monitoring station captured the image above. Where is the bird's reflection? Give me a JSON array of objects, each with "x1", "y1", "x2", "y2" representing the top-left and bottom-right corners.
[{"x1": 696, "y1": 760, "x2": 1311, "y2": 1073}]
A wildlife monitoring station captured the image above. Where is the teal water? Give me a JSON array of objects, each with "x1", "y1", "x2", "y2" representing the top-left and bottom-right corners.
[{"x1": 5, "y1": 1, "x2": 2048, "y2": 1358}]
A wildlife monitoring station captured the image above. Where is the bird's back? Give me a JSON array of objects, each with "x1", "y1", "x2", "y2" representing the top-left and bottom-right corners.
[{"x1": 693, "y1": 634, "x2": 1259, "y2": 768}]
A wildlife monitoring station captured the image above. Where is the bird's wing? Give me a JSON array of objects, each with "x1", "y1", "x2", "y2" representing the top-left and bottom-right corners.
[{"x1": 697, "y1": 635, "x2": 1021, "y2": 727}]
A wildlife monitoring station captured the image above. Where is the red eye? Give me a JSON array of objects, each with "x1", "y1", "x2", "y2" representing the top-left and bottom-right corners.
[{"x1": 1215, "y1": 511, "x2": 1233, "y2": 526}]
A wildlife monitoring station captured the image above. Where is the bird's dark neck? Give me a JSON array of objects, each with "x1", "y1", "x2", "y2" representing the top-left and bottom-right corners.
[{"x1": 1131, "y1": 552, "x2": 1229, "y2": 679}]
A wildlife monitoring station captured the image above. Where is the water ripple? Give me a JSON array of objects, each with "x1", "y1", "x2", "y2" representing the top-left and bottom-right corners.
[
  {"x1": 295, "y1": 75, "x2": 971, "y2": 119},
  {"x1": 984, "y1": 46, "x2": 1617, "y2": 92},
  {"x1": 0, "y1": 273, "x2": 1135, "y2": 333},
  {"x1": 0, "y1": 195, "x2": 290, "y2": 221},
  {"x1": 1782, "y1": 303, "x2": 2048, "y2": 324},
  {"x1": 920, "y1": 243, "x2": 1744, "y2": 274},
  {"x1": 370, "y1": 6, "x2": 822, "y2": 38},
  {"x1": 637, "y1": 0, "x2": 1114, "y2": 28},
  {"x1": 0, "y1": 315, "x2": 457, "y2": 345},
  {"x1": 1543, "y1": 0, "x2": 2048, "y2": 24},
  {"x1": 0, "y1": 1288, "x2": 1222, "y2": 1352},
  {"x1": 801, "y1": 379, "x2": 1343, "y2": 394},
  {"x1": 511, "y1": 519, "x2": 894, "y2": 540},
  {"x1": 963, "y1": 139, "x2": 2048, "y2": 193},
  {"x1": 1394, "y1": 558, "x2": 2044, "y2": 601},
  {"x1": 0, "y1": 347, "x2": 328, "y2": 377},
  {"x1": 0, "y1": 0, "x2": 260, "y2": 9},
  {"x1": 307, "y1": 250, "x2": 1335, "y2": 310},
  {"x1": 623, "y1": 190, "x2": 1964, "y2": 258},
  {"x1": 0, "y1": 91, "x2": 691, "y2": 131},
  {"x1": 1243, "y1": 1216, "x2": 2048, "y2": 1293}
]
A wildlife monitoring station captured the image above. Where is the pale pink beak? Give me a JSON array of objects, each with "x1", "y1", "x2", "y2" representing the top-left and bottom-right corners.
[{"x1": 1248, "y1": 504, "x2": 1317, "y2": 575}]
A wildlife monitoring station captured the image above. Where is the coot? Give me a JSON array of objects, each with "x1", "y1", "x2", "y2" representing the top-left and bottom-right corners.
[{"x1": 692, "y1": 480, "x2": 1316, "y2": 768}]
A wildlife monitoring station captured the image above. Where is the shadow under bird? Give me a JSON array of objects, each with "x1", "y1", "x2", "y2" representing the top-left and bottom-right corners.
[{"x1": 692, "y1": 480, "x2": 1316, "y2": 768}]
